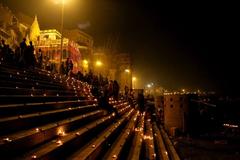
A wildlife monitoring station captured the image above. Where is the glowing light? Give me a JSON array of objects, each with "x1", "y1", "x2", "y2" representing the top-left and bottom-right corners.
[
  {"x1": 96, "y1": 60, "x2": 102, "y2": 66},
  {"x1": 223, "y1": 123, "x2": 239, "y2": 128},
  {"x1": 3, "y1": 137, "x2": 12, "y2": 142},
  {"x1": 143, "y1": 135, "x2": 153, "y2": 140},
  {"x1": 58, "y1": 129, "x2": 66, "y2": 136},
  {"x1": 53, "y1": 0, "x2": 68, "y2": 4},
  {"x1": 31, "y1": 155, "x2": 37, "y2": 159},
  {"x1": 56, "y1": 140, "x2": 63, "y2": 146},
  {"x1": 125, "y1": 69, "x2": 130, "y2": 73},
  {"x1": 83, "y1": 60, "x2": 88, "y2": 65}
]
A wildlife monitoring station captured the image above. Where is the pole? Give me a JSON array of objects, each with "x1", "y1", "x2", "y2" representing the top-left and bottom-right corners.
[{"x1": 59, "y1": 1, "x2": 64, "y2": 73}]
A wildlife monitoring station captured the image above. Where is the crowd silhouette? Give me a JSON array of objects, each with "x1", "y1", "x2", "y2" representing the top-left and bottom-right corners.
[{"x1": 0, "y1": 38, "x2": 140, "y2": 115}]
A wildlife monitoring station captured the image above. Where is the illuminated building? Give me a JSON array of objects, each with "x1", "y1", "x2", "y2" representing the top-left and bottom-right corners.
[
  {"x1": 63, "y1": 29, "x2": 93, "y2": 72},
  {"x1": 30, "y1": 18, "x2": 93, "y2": 73},
  {"x1": 164, "y1": 94, "x2": 187, "y2": 136},
  {"x1": 113, "y1": 53, "x2": 132, "y2": 91},
  {"x1": 35, "y1": 29, "x2": 82, "y2": 73},
  {"x1": 155, "y1": 96, "x2": 164, "y2": 125},
  {"x1": 163, "y1": 94, "x2": 198, "y2": 136},
  {"x1": 0, "y1": 4, "x2": 93, "y2": 73},
  {"x1": 92, "y1": 48, "x2": 109, "y2": 76},
  {"x1": 29, "y1": 16, "x2": 40, "y2": 43}
]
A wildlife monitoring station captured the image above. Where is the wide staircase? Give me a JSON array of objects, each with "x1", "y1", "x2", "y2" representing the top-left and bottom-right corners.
[{"x1": 0, "y1": 61, "x2": 180, "y2": 160}]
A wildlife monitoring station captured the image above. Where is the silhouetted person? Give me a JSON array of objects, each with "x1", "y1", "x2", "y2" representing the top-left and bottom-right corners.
[
  {"x1": 77, "y1": 71, "x2": 83, "y2": 81},
  {"x1": 98, "y1": 84, "x2": 119, "y2": 117},
  {"x1": 65, "y1": 57, "x2": 71, "y2": 75},
  {"x1": 124, "y1": 85, "x2": 129, "y2": 100},
  {"x1": 37, "y1": 49, "x2": 43, "y2": 68},
  {"x1": 0, "y1": 40, "x2": 9, "y2": 61},
  {"x1": 108, "y1": 80, "x2": 114, "y2": 97},
  {"x1": 14, "y1": 46, "x2": 21, "y2": 65},
  {"x1": 19, "y1": 38, "x2": 27, "y2": 67},
  {"x1": 26, "y1": 41, "x2": 36, "y2": 68},
  {"x1": 128, "y1": 89, "x2": 134, "y2": 107},
  {"x1": 137, "y1": 92, "x2": 145, "y2": 113},
  {"x1": 113, "y1": 80, "x2": 119, "y2": 100}
]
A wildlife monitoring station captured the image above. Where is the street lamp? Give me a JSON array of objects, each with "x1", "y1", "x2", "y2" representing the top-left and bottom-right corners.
[
  {"x1": 83, "y1": 59, "x2": 88, "y2": 65},
  {"x1": 83, "y1": 59, "x2": 88, "y2": 73},
  {"x1": 96, "y1": 60, "x2": 102, "y2": 67},
  {"x1": 124, "y1": 69, "x2": 130, "y2": 88},
  {"x1": 132, "y1": 77, "x2": 136, "y2": 89},
  {"x1": 54, "y1": 0, "x2": 66, "y2": 73},
  {"x1": 95, "y1": 60, "x2": 102, "y2": 75}
]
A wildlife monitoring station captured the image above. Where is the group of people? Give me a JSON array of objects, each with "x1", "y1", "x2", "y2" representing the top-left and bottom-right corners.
[
  {"x1": 0, "y1": 38, "x2": 75, "y2": 75},
  {"x1": 0, "y1": 38, "x2": 50, "y2": 70},
  {"x1": 1, "y1": 38, "x2": 145, "y2": 115},
  {"x1": 0, "y1": 38, "x2": 34, "y2": 68}
]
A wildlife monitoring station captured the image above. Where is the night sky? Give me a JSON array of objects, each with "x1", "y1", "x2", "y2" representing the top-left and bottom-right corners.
[{"x1": 1, "y1": 0, "x2": 239, "y2": 94}]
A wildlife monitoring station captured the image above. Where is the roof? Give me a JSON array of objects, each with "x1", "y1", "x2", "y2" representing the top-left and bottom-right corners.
[{"x1": 63, "y1": 29, "x2": 93, "y2": 42}]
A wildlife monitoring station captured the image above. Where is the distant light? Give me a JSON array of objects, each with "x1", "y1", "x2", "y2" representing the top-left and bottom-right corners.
[
  {"x1": 147, "y1": 84, "x2": 151, "y2": 88},
  {"x1": 83, "y1": 60, "x2": 88, "y2": 65},
  {"x1": 96, "y1": 60, "x2": 102, "y2": 66},
  {"x1": 31, "y1": 155, "x2": 37, "y2": 159},
  {"x1": 132, "y1": 77, "x2": 136, "y2": 81},
  {"x1": 125, "y1": 69, "x2": 130, "y2": 73},
  {"x1": 54, "y1": 0, "x2": 68, "y2": 4},
  {"x1": 58, "y1": 128, "x2": 66, "y2": 136},
  {"x1": 56, "y1": 140, "x2": 63, "y2": 146},
  {"x1": 223, "y1": 123, "x2": 238, "y2": 128}
]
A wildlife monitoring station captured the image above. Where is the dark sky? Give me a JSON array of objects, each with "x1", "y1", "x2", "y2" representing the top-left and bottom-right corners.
[{"x1": 1, "y1": 0, "x2": 239, "y2": 94}]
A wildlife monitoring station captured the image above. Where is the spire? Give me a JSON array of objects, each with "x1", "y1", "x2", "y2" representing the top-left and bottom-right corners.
[{"x1": 29, "y1": 15, "x2": 40, "y2": 43}]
